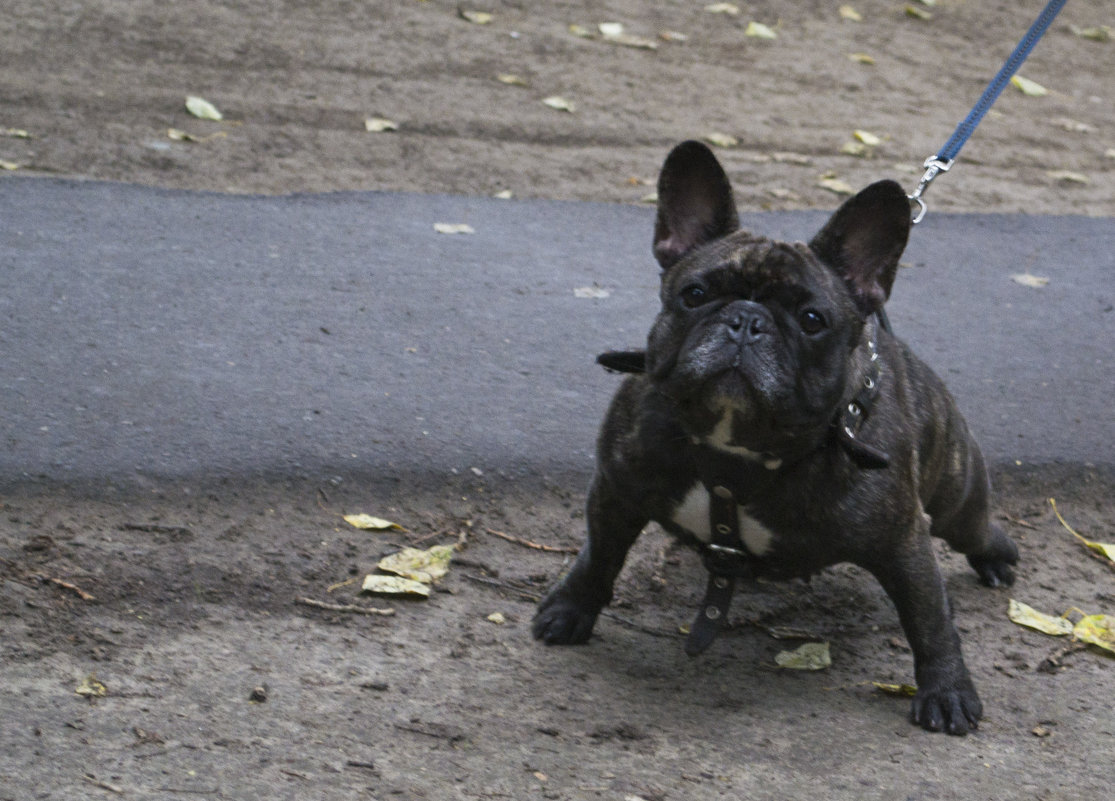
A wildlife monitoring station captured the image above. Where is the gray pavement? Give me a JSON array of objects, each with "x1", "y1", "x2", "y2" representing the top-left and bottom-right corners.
[{"x1": 1, "y1": 177, "x2": 1111, "y2": 488}]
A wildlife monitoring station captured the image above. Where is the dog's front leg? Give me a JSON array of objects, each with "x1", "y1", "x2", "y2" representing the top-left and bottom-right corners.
[
  {"x1": 532, "y1": 475, "x2": 648, "y2": 645},
  {"x1": 866, "y1": 527, "x2": 983, "y2": 735}
]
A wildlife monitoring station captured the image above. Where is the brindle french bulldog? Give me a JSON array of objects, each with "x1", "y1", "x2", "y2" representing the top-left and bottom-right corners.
[{"x1": 533, "y1": 140, "x2": 1018, "y2": 735}]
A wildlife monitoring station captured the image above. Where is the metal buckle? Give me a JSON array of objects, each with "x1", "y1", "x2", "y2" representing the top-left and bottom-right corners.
[{"x1": 908, "y1": 156, "x2": 954, "y2": 224}]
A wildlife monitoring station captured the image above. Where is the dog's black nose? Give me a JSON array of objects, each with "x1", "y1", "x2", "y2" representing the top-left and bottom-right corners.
[{"x1": 726, "y1": 305, "x2": 770, "y2": 343}]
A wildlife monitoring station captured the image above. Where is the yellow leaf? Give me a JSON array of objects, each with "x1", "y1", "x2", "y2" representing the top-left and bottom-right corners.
[
  {"x1": 774, "y1": 642, "x2": 831, "y2": 670},
  {"x1": 496, "y1": 74, "x2": 529, "y2": 87},
  {"x1": 1046, "y1": 170, "x2": 1090, "y2": 185},
  {"x1": 1073, "y1": 614, "x2": 1115, "y2": 655},
  {"x1": 185, "y1": 95, "x2": 223, "y2": 121},
  {"x1": 493, "y1": 189, "x2": 513, "y2": 199},
  {"x1": 542, "y1": 96, "x2": 575, "y2": 113},
  {"x1": 745, "y1": 21, "x2": 778, "y2": 40},
  {"x1": 819, "y1": 177, "x2": 854, "y2": 195},
  {"x1": 1010, "y1": 75, "x2": 1048, "y2": 97},
  {"x1": 905, "y1": 5, "x2": 932, "y2": 20},
  {"x1": 2, "y1": 127, "x2": 31, "y2": 139},
  {"x1": 839, "y1": 6, "x2": 862, "y2": 22},
  {"x1": 361, "y1": 574, "x2": 430, "y2": 597},
  {"x1": 433, "y1": 222, "x2": 476, "y2": 235},
  {"x1": 598, "y1": 22, "x2": 624, "y2": 37},
  {"x1": 1068, "y1": 25, "x2": 1111, "y2": 42},
  {"x1": 458, "y1": 9, "x2": 492, "y2": 25},
  {"x1": 849, "y1": 52, "x2": 875, "y2": 65},
  {"x1": 705, "y1": 131, "x2": 738, "y2": 148},
  {"x1": 872, "y1": 682, "x2": 917, "y2": 697},
  {"x1": 0, "y1": 159, "x2": 21, "y2": 171},
  {"x1": 1051, "y1": 498, "x2": 1115, "y2": 562},
  {"x1": 75, "y1": 674, "x2": 108, "y2": 697},
  {"x1": 487, "y1": 612, "x2": 507, "y2": 624},
  {"x1": 343, "y1": 513, "x2": 404, "y2": 531},
  {"x1": 704, "y1": 3, "x2": 740, "y2": 15},
  {"x1": 853, "y1": 129, "x2": 881, "y2": 146},
  {"x1": 377, "y1": 545, "x2": 455, "y2": 584},
  {"x1": 1010, "y1": 272, "x2": 1050, "y2": 288},
  {"x1": 1008, "y1": 599, "x2": 1074, "y2": 636},
  {"x1": 840, "y1": 142, "x2": 870, "y2": 157},
  {"x1": 364, "y1": 117, "x2": 399, "y2": 132}
]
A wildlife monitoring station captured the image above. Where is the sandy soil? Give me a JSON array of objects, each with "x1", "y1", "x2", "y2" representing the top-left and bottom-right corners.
[{"x1": 2, "y1": 2, "x2": 1114, "y2": 799}]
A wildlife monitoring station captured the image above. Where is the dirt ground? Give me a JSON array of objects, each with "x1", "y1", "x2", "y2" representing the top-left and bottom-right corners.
[{"x1": 2, "y1": 1, "x2": 1114, "y2": 799}]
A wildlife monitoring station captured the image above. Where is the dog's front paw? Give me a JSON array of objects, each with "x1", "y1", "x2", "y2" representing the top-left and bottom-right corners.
[
  {"x1": 911, "y1": 677, "x2": 983, "y2": 735},
  {"x1": 532, "y1": 590, "x2": 600, "y2": 645},
  {"x1": 967, "y1": 524, "x2": 1020, "y2": 587}
]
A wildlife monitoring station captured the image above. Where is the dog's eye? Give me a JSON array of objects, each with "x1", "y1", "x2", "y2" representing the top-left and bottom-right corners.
[
  {"x1": 799, "y1": 309, "x2": 827, "y2": 334},
  {"x1": 680, "y1": 284, "x2": 708, "y2": 308}
]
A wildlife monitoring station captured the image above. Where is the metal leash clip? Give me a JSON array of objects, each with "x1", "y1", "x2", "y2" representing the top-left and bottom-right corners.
[{"x1": 908, "y1": 156, "x2": 954, "y2": 224}]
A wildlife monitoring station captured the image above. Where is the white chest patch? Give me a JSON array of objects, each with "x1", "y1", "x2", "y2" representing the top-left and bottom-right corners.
[{"x1": 668, "y1": 483, "x2": 775, "y2": 557}]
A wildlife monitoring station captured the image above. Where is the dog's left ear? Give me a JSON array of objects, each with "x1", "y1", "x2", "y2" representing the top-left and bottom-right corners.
[{"x1": 809, "y1": 180, "x2": 911, "y2": 315}]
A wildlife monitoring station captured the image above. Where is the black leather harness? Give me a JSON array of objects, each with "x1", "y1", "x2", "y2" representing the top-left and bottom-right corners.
[{"x1": 597, "y1": 334, "x2": 889, "y2": 655}]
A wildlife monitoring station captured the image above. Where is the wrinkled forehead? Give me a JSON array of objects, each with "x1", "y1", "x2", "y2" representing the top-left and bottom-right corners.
[{"x1": 664, "y1": 232, "x2": 833, "y2": 293}]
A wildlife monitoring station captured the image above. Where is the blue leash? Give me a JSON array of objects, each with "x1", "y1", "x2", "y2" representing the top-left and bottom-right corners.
[{"x1": 908, "y1": 0, "x2": 1068, "y2": 223}]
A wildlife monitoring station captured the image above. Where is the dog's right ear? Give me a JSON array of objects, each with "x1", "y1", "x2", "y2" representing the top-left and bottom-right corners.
[{"x1": 653, "y1": 141, "x2": 739, "y2": 270}]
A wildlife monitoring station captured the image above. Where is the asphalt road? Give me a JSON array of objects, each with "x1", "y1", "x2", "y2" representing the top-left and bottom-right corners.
[{"x1": 1, "y1": 177, "x2": 1111, "y2": 488}]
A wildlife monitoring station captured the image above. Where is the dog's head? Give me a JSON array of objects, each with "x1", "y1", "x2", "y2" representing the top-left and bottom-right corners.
[{"x1": 646, "y1": 141, "x2": 911, "y2": 458}]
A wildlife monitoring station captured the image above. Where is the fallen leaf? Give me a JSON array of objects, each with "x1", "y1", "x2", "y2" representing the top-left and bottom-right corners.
[
  {"x1": 185, "y1": 95, "x2": 223, "y2": 121},
  {"x1": 745, "y1": 21, "x2": 778, "y2": 39},
  {"x1": 848, "y1": 52, "x2": 875, "y2": 65},
  {"x1": 853, "y1": 129, "x2": 882, "y2": 146},
  {"x1": 872, "y1": 682, "x2": 917, "y2": 697},
  {"x1": 839, "y1": 6, "x2": 862, "y2": 22},
  {"x1": 1008, "y1": 599, "x2": 1075, "y2": 636},
  {"x1": 704, "y1": 3, "x2": 740, "y2": 15},
  {"x1": 542, "y1": 96, "x2": 575, "y2": 113},
  {"x1": 1073, "y1": 614, "x2": 1115, "y2": 655},
  {"x1": 1010, "y1": 272, "x2": 1050, "y2": 288},
  {"x1": 574, "y1": 286, "x2": 610, "y2": 299},
  {"x1": 167, "y1": 128, "x2": 198, "y2": 142},
  {"x1": 772, "y1": 152, "x2": 812, "y2": 165},
  {"x1": 487, "y1": 612, "x2": 507, "y2": 624},
  {"x1": 361, "y1": 575, "x2": 430, "y2": 597},
  {"x1": 344, "y1": 513, "x2": 404, "y2": 531},
  {"x1": 659, "y1": 30, "x2": 689, "y2": 43},
  {"x1": 640, "y1": 192, "x2": 658, "y2": 204},
  {"x1": 364, "y1": 117, "x2": 399, "y2": 132},
  {"x1": 2, "y1": 127, "x2": 31, "y2": 139},
  {"x1": 458, "y1": 9, "x2": 493, "y2": 25},
  {"x1": 378, "y1": 545, "x2": 455, "y2": 584},
  {"x1": 1068, "y1": 24, "x2": 1111, "y2": 42},
  {"x1": 0, "y1": 159, "x2": 20, "y2": 171},
  {"x1": 1032, "y1": 723, "x2": 1054, "y2": 737},
  {"x1": 493, "y1": 189, "x2": 514, "y2": 199},
  {"x1": 1010, "y1": 75, "x2": 1048, "y2": 97},
  {"x1": 705, "y1": 131, "x2": 738, "y2": 148},
  {"x1": 1046, "y1": 170, "x2": 1090, "y2": 185},
  {"x1": 840, "y1": 142, "x2": 870, "y2": 157},
  {"x1": 75, "y1": 674, "x2": 108, "y2": 698},
  {"x1": 1051, "y1": 497, "x2": 1115, "y2": 562},
  {"x1": 905, "y1": 5, "x2": 932, "y2": 20},
  {"x1": 1107, "y1": 148, "x2": 1115, "y2": 160},
  {"x1": 818, "y1": 176, "x2": 854, "y2": 195},
  {"x1": 598, "y1": 22, "x2": 624, "y2": 37},
  {"x1": 775, "y1": 642, "x2": 831, "y2": 670},
  {"x1": 1049, "y1": 117, "x2": 1094, "y2": 133},
  {"x1": 433, "y1": 222, "x2": 476, "y2": 235},
  {"x1": 496, "y1": 73, "x2": 530, "y2": 87}
]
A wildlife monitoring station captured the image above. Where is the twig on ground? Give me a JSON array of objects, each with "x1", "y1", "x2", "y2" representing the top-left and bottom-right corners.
[
  {"x1": 82, "y1": 774, "x2": 123, "y2": 794},
  {"x1": 485, "y1": 528, "x2": 578, "y2": 554},
  {"x1": 294, "y1": 597, "x2": 395, "y2": 616},
  {"x1": 45, "y1": 576, "x2": 95, "y2": 601}
]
